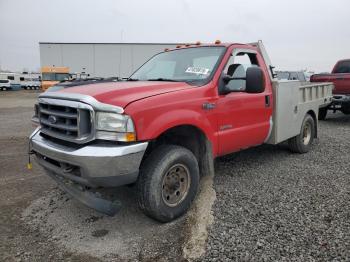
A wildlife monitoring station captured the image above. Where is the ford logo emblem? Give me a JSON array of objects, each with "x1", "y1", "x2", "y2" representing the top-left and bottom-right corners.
[{"x1": 48, "y1": 115, "x2": 57, "y2": 124}]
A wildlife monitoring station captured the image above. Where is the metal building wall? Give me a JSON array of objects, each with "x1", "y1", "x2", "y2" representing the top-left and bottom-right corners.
[{"x1": 39, "y1": 43, "x2": 178, "y2": 78}]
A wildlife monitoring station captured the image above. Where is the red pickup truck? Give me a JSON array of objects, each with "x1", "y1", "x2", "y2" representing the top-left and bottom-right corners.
[
  {"x1": 30, "y1": 41, "x2": 332, "y2": 222},
  {"x1": 310, "y1": 59, "x2": 350, "y2": 119}
]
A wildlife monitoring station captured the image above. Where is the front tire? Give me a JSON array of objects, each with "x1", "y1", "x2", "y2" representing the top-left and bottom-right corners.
[
  {"x1": 288, "y1": 114, "x2": 315, "y2": 153},
  {"x1": 137, "y1": 145, "x2": 199, "y2": 222}
]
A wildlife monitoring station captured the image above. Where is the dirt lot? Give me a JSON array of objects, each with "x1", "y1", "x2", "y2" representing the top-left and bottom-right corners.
[
  {"x1": 1, "y1": 90, "x2": 350, "y2": 261},
  {"x1": 0, "y1": 91, "x2": 213, "y2": 261}
]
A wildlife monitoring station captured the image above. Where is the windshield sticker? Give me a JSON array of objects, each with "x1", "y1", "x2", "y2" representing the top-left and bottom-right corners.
[{"x1": 185, "y1": 67, "x2": 210, "y2": 75}]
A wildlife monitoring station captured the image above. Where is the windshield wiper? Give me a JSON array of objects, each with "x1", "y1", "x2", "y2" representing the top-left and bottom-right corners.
[
  {"x1": 126, "y1": 78, "x2": 139, "y2": 81},
  {"x1": 147, "y1": 78, "x2": 180, "y2": 82}
]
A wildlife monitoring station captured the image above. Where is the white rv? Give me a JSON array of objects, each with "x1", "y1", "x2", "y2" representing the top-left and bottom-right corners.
[
  {"x1": 19, "y1": 73, "x2": 41, "y2": 90},
  {"x1": 0, "y1": 72, "x2": 21, "y2": 91}
]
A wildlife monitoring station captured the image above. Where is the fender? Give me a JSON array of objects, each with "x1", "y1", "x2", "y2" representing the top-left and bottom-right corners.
[{"x1": 134, "y1": 109, "x2": 219, "y2": 156}]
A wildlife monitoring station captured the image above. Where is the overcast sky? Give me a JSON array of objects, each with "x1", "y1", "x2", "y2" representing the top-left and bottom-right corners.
[{"x1": 0, "y1": 0, "x2": 349, "y2": 73}]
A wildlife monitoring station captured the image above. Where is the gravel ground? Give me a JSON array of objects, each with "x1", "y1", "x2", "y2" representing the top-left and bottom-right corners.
[
  {"x1": 202, "y1": 113, "x2": 350, "y2": 261},
  {"x1": 1, "y1": 90, "x2": 350, "y2": 261}
]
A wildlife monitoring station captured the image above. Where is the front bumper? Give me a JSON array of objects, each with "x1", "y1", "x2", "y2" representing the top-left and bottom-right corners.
[{"x1": 30, "y1": 129, "x2": 148, "y2": 188}]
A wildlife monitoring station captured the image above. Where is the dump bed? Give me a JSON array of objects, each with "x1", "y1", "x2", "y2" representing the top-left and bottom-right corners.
[{"x1": 266, "y1": 81, "x2": 333, "y2": 145}]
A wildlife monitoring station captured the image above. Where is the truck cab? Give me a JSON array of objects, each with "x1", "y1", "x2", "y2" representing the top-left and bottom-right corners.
[
  {"x1": 30, "y1": 41, "x2": 332, "y2": 222},
  {"x1": 41, "y1": 66, "x2": 70, "y2": 91}
]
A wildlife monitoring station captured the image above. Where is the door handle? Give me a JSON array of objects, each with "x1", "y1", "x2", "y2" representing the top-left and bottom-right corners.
[{"x1": 265, "y1": 95, "x2": 271, "y2": 107}]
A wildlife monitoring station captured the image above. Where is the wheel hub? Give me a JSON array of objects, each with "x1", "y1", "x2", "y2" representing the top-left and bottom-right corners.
[
  {"x1": 162, "y1": 164, "x2": 191, "y2": 207},
  {"x1": 303, "y1": 122, "x2": 312, "y2": 145}
]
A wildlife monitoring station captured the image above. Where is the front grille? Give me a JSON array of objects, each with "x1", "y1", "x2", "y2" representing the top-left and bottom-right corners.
[{"x1": 38, "y1": 99, "x2": 93, "y2": 143}]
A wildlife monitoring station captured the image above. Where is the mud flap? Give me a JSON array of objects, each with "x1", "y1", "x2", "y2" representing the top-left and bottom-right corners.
[{"x1": 46, "y1": 171, "x2": 122, "y2": 216}]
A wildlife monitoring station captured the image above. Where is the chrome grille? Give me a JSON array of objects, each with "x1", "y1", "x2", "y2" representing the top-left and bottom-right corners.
[{"x1": 38, "y1": 98, "x2": 94, "y2": 143}]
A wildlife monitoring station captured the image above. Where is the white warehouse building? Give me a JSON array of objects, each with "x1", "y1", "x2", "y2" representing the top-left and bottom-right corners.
[{"x1": 39, "y1": 42, "x2": 179, "y2": 78}]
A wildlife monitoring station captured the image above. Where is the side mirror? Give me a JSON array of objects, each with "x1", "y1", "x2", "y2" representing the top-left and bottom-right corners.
[
  {"x1": 218, "y1": 73, "x2": 233, "y2": 95},
  {"x1": 222, "y1": 74, "x2": 233, "y2": 83},
  {"x1": 246, "y1": 67, "x2": 265, "y2": 93}
]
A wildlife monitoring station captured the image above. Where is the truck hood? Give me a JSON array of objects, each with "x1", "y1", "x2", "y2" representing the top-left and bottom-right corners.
[{"x1": 56, "y1": 81, "x2": 192, "y2": 108}]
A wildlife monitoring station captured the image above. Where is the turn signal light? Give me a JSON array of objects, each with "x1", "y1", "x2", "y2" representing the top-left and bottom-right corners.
[{"x1": 125, "y1": 132, "x2": 136, "y2": 142}]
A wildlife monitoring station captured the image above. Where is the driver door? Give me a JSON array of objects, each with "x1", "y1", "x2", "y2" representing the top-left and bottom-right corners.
[{"x1": 216, "y1": 49, "x2": 273, "y2": 156}]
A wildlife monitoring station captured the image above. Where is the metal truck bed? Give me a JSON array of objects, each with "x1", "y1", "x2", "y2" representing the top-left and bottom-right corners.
[{"x1": 266, "y1": 81, "x2": 333, "y2": 145}]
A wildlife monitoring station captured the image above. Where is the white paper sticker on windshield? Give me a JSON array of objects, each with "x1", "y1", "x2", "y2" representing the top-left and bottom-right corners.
[{"x1": 185, "y1": 67, "x2": 210, "y2": 75}]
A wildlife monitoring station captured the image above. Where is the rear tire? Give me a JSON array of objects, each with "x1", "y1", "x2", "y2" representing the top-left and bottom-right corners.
[
  {"x1": 318, "y1": 107, "x2": 327, "y2": 120},
  {"x1": 137, "y1": 145, "x2": 199, "y2": 222},
  {"x1": 288, "y1": 114, "x2": 315, "y2": 153}
]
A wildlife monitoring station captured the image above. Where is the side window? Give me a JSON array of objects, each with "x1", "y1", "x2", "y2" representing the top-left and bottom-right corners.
[
  {"x1": 223, "y1": 52, "x2": 259, "y2": 91},
  {"x1": 7, "y1": 76, "x2": 15, "y2": 80}
]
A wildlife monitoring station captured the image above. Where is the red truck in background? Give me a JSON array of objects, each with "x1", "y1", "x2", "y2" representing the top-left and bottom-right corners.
[
  {"x1": 30, "y1": 41, "x2": 333, "y2": 222},
  {"x1": 311, "y1": 59, "x2": 350, "y2": 119}
]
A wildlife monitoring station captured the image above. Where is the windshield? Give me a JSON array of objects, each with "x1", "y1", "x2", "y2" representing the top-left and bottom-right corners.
[
  {"x1": 42, "y1": 73, "x2": 70, "y2": 81},
  {"x1": 130, "y1": 46, "x2": 225, "y2": 83}
]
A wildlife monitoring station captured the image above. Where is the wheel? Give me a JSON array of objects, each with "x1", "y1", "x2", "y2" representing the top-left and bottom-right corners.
[
  {"x1": 2, "y1": 87, "x2": 7, "y2": 91},
  {"x1": 288, "y1": 114, "x2": 315, "y2": 153},
  {"x1": 318, "y1": 107, "x2": 327, "y2": 120},
  {"x1": 137, "y1": 145, "x2": 199, "y2": 222}
]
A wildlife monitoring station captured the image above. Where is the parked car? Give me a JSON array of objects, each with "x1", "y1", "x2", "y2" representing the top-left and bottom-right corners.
[
  {"x1": 29, "y1": 41, "x2": 333, "y2": 222},
  {"x1": 310, "y1": 59, "x2": 350, "y2": 119},
  {"x1": 276, "y1": 71, "x2": 308, "y2": 81},
  {"x1": 0, "y1": 79, "x2": 11, "y2": 91}
]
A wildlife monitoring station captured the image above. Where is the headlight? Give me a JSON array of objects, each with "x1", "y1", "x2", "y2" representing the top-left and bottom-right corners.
[{"x1": 96, "y1": 112, "x2": 136, "y2": 142}]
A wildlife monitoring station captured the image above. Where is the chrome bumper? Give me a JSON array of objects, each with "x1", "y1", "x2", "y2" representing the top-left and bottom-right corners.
[{"x1": 30, "y1": 129, "x2": 148, "y2": 188}]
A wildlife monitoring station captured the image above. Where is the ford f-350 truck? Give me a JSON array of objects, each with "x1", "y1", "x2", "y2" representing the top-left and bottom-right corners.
[
  {"x1": 310, "y1": 59, "x2": 350, "y2": 120},
  {"x1": 29, "y1": 41, "x2": 333, "y2": 222}
]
